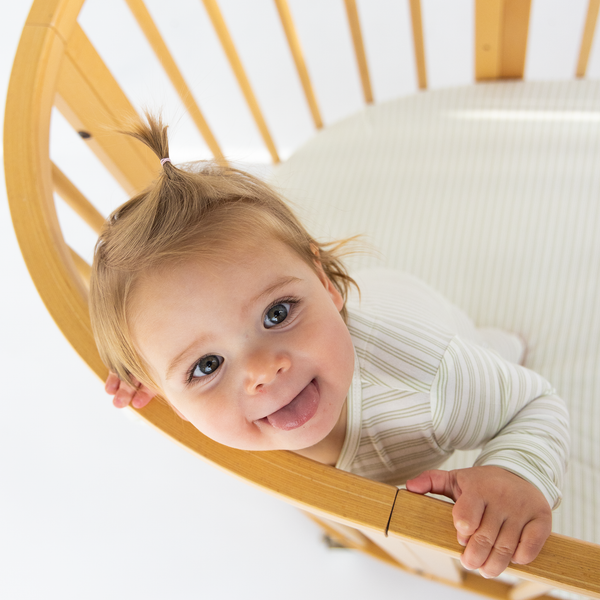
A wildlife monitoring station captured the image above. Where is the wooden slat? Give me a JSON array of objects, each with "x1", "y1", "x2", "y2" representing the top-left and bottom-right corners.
[
  {"x1": 343, "y1": 0, "x2": 373, "y2": 104},
  {"x1": 476, "y1": 0, "x2": 531, "y2": 81},
  {"x1": 409, "y1": 0, "x2": 427, "y2": 89},
  {"x1": 577, "y1": 0, "x2": 600, "y2": 77},
  {"x1": 52, "y1": 162, "x2": 105, "y2": 234},
  {"x1": 461, "y1": 573, "x2": 556, "y2": 600},
  {"x1": 68, "y1": 246, "x2": 92, "y2": 285},
  {"x1": 306, "y1": 514, "x2": 402, "y2": 569},
  {"x1": 475, "y1": 0, "x2": 504, "y2": 80},
  {"x1": 499, "y1": 0, "x2": 531, "y2": 78},
  {"x1": 365, "y1": 529, "x2": 427, "y2": 572},
  {"x1": 509, "y1": 580, "x2": 553, "y2": 600},
  {"x1": 273, "y1": 0, "x2": 323, "y2": 129},
  {"x1": 201, "y1": 0, "x2": 279, "y2": 163},
  {"x1": 57, "y1": 23, "x2": 158, "y2": 195},
  {"x1": 123, "y1": 0, "x2": 225, "y2": 163},
  {"x1": 388, "y1": 491, "x2": 600, "y2": 599}
]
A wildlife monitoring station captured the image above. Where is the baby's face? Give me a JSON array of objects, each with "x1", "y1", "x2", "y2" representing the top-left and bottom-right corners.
[{"x1": 129, "y1": 238, "x2": 355, "y2": 453}]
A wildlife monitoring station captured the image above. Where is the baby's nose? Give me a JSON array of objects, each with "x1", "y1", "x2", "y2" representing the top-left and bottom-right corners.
[{"x1": 244, "y1": 349, "x2": 291, "y2": 394}]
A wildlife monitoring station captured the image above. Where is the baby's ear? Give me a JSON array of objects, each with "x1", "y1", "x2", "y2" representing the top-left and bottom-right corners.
[
  {"x1": 309, "y1": 243, "x2": 321, "y2": 265},
  {"x1": 324, "y1": 277, "x2": 345, "y2": 312}
]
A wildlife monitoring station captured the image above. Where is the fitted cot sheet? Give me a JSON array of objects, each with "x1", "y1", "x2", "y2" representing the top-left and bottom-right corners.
[{"x1": 271, "y1": 81, "x2": 600, "y2": 544}]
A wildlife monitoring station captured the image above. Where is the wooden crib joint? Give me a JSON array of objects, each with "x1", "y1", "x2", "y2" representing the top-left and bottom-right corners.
[{"x1": 387, "y1": 491, "x2": 600, "y2": 599}]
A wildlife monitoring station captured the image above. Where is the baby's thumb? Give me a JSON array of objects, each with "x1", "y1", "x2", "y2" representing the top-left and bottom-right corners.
[{"x1": 406, "y1": 470, "x2": 457, "y2": 500}]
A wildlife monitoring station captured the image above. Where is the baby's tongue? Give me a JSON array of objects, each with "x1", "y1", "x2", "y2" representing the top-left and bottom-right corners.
[{"x1": 267, "y1": 380, "x2": 319, "y2": 431}]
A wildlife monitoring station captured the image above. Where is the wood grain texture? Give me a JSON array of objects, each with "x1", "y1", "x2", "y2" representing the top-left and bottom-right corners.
[
  {"x1": 274, "y1": 0, "x2": 323, "y2": 128},
  {"x1": 577, "y1": 0, "x2": 600, "y2": 77},
  {"x1": 388, "y1": 491, "x2": 600, "y2": 598}
]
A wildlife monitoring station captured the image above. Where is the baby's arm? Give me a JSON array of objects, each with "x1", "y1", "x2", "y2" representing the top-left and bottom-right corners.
[
  {"x1": 409, "y1": 335, "x2": 569, "y2": 577},
  {"x1": 105, "y1": 372, "x2": 156, "y2": 409}
]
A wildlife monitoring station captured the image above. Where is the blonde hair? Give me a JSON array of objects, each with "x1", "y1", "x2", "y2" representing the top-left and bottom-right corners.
[{"x1": 90, "y1": 114, "x2": 360, "y2": 392}]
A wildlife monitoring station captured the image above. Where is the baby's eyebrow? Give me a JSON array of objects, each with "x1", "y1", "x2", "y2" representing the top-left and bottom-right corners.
[
  {"x1": 165, "y1": 333, "x2": 212, "y2": 381},
  {"x1": 250, "y1": 275, "x2": 302, "y2": 305}
]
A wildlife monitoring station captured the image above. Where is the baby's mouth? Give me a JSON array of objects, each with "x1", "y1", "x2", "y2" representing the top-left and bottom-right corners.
[{"x1": 263, "y1": 379, "x2": 319, "y2": 431}]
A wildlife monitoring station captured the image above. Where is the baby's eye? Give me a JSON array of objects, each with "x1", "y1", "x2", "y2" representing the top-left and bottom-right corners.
[
  {"x1": 264, "y1": 302, "x2": 291, "y2": 328},
  {"x1": 191, "y1": 355, "x2": 223, "y2": 379}
]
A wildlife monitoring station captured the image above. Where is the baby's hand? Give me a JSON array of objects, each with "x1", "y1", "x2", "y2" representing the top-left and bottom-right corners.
[
  {"x1": 105, "y1": 371, "x2": 156, "y2": 409},
  {"x1": 406, "y1": 466, "x2": 552, "y2": 578}
]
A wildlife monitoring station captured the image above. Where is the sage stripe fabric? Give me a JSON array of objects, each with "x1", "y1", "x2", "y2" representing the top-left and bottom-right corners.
[
  {"x1": 271, "y1": 81, "x2": 600, "y2": 543},
  {"x1": 335, "y1": 270, "x2": 569, "y2": 511}
]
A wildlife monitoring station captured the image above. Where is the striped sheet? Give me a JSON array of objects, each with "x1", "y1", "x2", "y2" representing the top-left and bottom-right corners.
[{"x1": 271, "y1": 81, "x2": 600, "y2": 543}]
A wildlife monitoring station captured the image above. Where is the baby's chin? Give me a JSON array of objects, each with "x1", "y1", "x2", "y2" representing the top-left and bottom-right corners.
[{"x1": 204, "y1": 421, "x2": 337, "y2": 453}]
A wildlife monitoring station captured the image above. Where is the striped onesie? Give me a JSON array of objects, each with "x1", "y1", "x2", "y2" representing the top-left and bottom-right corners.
[{"x1": 336, "y1": 269, "x2": 570, "y2": 509}]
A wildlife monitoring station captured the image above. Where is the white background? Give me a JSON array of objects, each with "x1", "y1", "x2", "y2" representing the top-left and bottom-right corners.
[{"x1": 2, "y1": 2, "x2": 598, "y2": 599}]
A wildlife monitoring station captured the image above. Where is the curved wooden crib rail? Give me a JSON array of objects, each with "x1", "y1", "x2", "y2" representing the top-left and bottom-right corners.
[{"x1": 5, "y1": 1, "x2": 600, "y2": 598}]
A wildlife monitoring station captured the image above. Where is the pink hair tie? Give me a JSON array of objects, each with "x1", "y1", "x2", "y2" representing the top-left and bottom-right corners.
[{"x1": 160, "y1": 157, "x2": 171, "y2": 166}]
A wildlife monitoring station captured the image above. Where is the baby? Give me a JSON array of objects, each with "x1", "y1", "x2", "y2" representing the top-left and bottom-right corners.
[{"x1": 92, "y1": 115, "x2": 569, "y2": 580}]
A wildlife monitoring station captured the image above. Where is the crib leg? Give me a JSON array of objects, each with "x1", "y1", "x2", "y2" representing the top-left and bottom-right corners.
[{"x1": 509, "y1": 580, "x2": 554, "y2": 600}]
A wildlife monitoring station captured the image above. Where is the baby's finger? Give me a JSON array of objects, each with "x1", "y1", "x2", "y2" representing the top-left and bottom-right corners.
[
  {"x1": 452, "y1": 489, "x2": 486, "y2": 544},
  {"x1": 478, "y1": 520, "x2": 522, "y2": 578},
  {"x1": 113, "y1": 381, "x2": 138, "y2": 408},
  {"x1": 459, "y1": 508, "x2": 503, "y2": 571},
  {"x1": 131, "y1": 387, "x2": 155, "y2": 409},
  {"x1": 105, "y1": 372, "x2": 121, "y2": 394},
  {"x1": 511, "y1": 516, "x2": 552, "y2": 565},
  {"x1": 406, "y1": 469, "x2": 457, "y2": 499}
]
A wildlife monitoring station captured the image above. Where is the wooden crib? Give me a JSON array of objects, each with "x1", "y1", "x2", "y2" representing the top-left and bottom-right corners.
[{"x1": 5, "y1": 1, "x2": 600, "y2": 598}]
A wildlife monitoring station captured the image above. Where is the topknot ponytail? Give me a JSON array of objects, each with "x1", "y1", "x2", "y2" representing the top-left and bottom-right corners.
[
  {"x1": 90, "y1": 111, "x2": 361, "y2": 390},
  {"x1": 122, "y1": 113, "x2": 171, "y2": 168}
]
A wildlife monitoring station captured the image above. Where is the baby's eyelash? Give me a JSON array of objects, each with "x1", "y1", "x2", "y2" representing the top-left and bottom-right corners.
[
  {"x1": 270, "y1": 296, "x2": 300, "y2": 308},
  {"x1": 265, "y1": 296, "x2": 301, "y2": 322},
  {"x1": 185, "y1": 356, "x2": 222, "y2": 386}
]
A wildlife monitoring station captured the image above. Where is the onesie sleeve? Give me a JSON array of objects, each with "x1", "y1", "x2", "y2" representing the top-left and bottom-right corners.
[{"x1": 430, "y1": 336, "x2": 570, "y2": 509}]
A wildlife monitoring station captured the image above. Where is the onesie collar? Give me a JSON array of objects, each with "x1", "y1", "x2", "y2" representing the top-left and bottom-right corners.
[{"x1": 335, "y1": 347, "x2": 363, "y2": 472}]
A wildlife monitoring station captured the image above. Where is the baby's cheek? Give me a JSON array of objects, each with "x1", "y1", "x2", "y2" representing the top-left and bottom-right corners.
[{"x1": 316, "y1": 317, "x2": 355, "y2": 396}]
